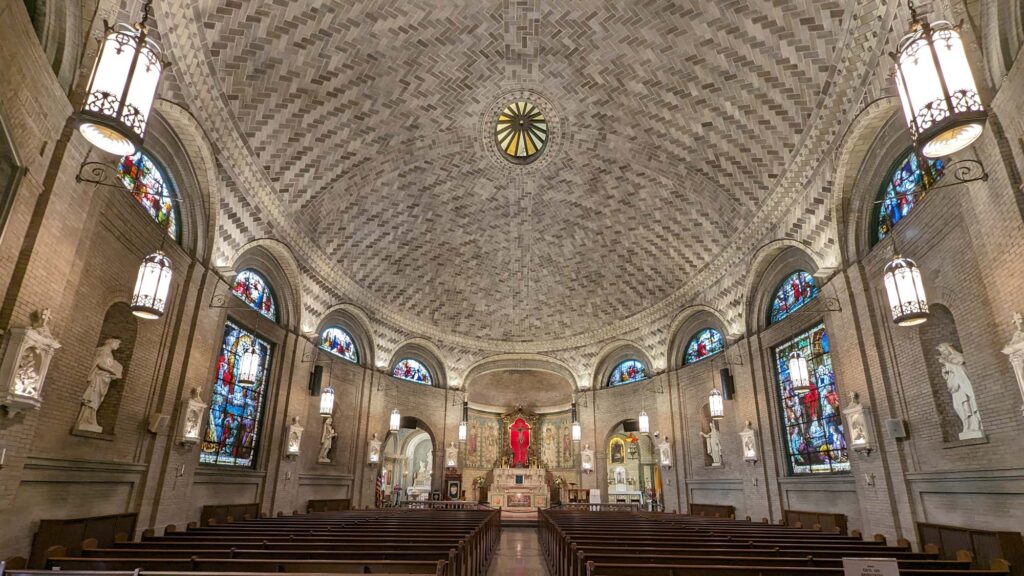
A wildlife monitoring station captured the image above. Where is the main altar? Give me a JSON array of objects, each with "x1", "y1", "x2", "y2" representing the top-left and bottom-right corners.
[{"x1": 486, "y1": 406, "x2": 551, "y2": 511}]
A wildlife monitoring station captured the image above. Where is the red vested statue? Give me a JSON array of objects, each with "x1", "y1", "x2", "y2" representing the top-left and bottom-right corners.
[{"x1": 509, "y1": 417, "x2": 530, "y2": 466}]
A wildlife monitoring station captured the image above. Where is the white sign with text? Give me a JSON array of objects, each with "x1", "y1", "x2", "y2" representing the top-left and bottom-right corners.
[{"x1": 842, "y1": 557, "x2": 900, "y2": 576}]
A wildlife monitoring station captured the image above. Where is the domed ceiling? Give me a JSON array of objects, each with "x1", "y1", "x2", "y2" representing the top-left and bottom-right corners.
[{"x1": 170, "y1": 0, "x2": 853, "y2": 343}]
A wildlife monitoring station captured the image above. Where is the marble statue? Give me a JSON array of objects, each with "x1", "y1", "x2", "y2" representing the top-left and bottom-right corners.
[
  {"x1": 2, "y1": 308, "x2": 62, "y2": 416},
  {"x1": 657, "y1": 436, "x2": 672, "y2": 467},
  {"x1": 1001, "y1": 311, "x2": 1024, "y2": 416},
  {"x1": 318, "y1": 416, "x2": 337, "y2": 463},
  {"x1": 937, "y1": 343, "x2": 984, "y2": 440},
  {"x1": 700, "y1": 421, "x2": 723, "y2": 466},
  {"x1": 414, "y1": 458, "x2": 432, "y2": 486},
  {"x1": 13, "y1": 348, "x2": 41, "y2": 398},
  {"x1": 739, "y1": 421, "x2": 758, "y2": 462},
  {"x1": 183, "y1": 388, "x2": 203, "y2": 440},
  {"x1": 286, "y1": 417, "x2": 302, "y2": 456},
  {"x1": 613, "y1": 466, "x2": 627, "y2": 485},
  {"x1": 368, "y1": 433, "x2": 382, "y2": 463},
  {"x1": 75, "y1": 338, "x2": 123, "y2": 433},
  {"x1": 580, "y1": 443, "x2": 594, "y2": 471},
  {"x1": 445, "y1": 441, "x2": 458, "y2": 468}
]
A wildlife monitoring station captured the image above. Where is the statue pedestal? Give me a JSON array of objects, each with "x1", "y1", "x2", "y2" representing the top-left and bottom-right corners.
[{"x1": 488, "y1": 467, "x2": 549, "y2": 510}]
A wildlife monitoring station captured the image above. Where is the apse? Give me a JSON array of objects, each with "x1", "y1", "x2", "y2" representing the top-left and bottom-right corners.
[{"x1": 466, "y1": 369, "x2": 573, "y2": 411}]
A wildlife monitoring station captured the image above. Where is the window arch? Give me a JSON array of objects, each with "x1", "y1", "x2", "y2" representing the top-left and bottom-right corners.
[
  {"x1": 684, "y1": 328, "x2": 725, "y2": 364},
  {"x1": 200, "y1": 321, "x2": 272, "y2": 468},
  {"x1": 873, "y1": 151, "x2": 944, "y2": 244},
  {"x1": 769, "y1": 271, "x2": 819, "y2": 325},
  {"x1": 231, "y1": 269, "x2": 278, "y2": 321},
  {"x1": 392, "y1": 358, "x2": 432, "y2": 385},
  {"x1": 319, "y1": 326, "x2": 358, "y2": 363},
  {"x1": 117, "y1": 152, "x2": 180, "y2": 240},
  {"x1": 607, "y1": 359, "x2": 648, "y2": 387}
]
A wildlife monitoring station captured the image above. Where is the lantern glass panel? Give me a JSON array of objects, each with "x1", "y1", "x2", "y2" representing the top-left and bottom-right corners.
[
  {"x1": 709, "y1": 389, "x2": 724, "y2": 420},
  {"x1": 638, "y1": 410, "x2": 649, "y2": 433},
  {"x1": 389, "y1": 409, "x2": 401, "y2": 432},
  {"x1": 131, "y1": 252, "x2": 171, "y2": 319},
  {"x1": 319, "y1": 387, "x2": 335, "y2": 416}
]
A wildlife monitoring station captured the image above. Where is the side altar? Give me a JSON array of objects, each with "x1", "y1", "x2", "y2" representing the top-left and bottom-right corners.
[{"x1": 486, "y1": 406, "x2": 551, "y2": 510}]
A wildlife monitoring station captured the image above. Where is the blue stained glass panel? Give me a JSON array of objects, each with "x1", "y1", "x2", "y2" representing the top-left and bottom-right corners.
[
  {"x1": 392, "y1": 358, "x2": 432, "y2": 385},
  {"x1": 200, "y1": 322, "x2": 272, "y2": 468},
  {"x1": 684, "y1": 328, "x2": 724, "y2": 364},
  {"x1": 320, "y1": 327, "x2": 358, "y2": 363},
  {"x1": 875, "y1": 152, "x2": 944, "y2": 243},
  {"x1": 608, "y1": 359, "x2": 648, "y2": 387},
  {"x1": 231, "y1": 269, "x2": 278, "y2": 321},
  {"x1": 773, "y1": 323, "x2": 848, "y2": 475},
  {"x1": 769, "y1": 271, "x2": 819, "y2": 325},
  {"x1": 117, "y1": 152, "x2": 179, "y2": 240}
]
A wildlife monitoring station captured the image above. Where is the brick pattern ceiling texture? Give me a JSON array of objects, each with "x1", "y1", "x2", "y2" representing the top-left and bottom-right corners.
[{"x1": 178, "y1": 0, "x2": 849, "y2": 343}]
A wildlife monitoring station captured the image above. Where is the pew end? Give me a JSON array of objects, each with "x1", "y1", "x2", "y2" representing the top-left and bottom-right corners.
[
  {"x1": 873, "y1": 533, "x2": 887, "y2": 544},
  {"x1": 990, "y1": 558, "x2": 1011, "y2": 573},
  {"x1": 42, "y1": 545, "x2": 66, "y2": 562},
  {"x1": 956, "y1": 549, "x2": 975, "y2": 563},
  {"x1": 114, "y1": 532, "x2": 129, "y2": 543},
  {"x1": 3, "y1": 556, "x2": 27, "y2": 570},
  {"x1": 924, "y1": 543, "x2": 941, "y2": 555},
  {"x1": 80, "y1": 538, "x2": 98, "y2": 550},
  {"x1": 851, "y1": 529, "x2": 862, "y2": 540},
  {"x1": 896, "y1": 537, "x2": 911, "y2": 549},
  {"x1": 163, "y1": 524, "x2": 176, "y2": 535},
  {"x1": 140, "y1": 529, "x2": 154, "y2": 539}
]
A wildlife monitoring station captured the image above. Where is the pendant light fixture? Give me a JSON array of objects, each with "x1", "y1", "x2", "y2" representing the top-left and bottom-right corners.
[
  {"x1": 458, "y1": 401, "x2": 468, "y2": 441},
  {"x1": 638, "y1": 410, "x2": 650, "y2": 434},
  {"x1": 319, "y1": 387, "x2": 335, "y2": 416},
  {"x1": 788, "y1": 351, "x2": 811, "y2": 395},
  {"x1": 130, "y1": 251, "x2": 172, "y2": 319},
  {"x1": 709, "y1": 388, "x2": 724, "y2": 420},
  {"x1": 74, "y1": 0, "x2": 167, "y2": 156},
  {"x1": 237, "y1": 343, "x2": 261, "y2": 386},
  {"x1": 389, "y1": 408, "x2": 401, "y2": 433},
  {"x1": 884, "y1": 254, "x2": 930, "y2": 326},
  {"x1": 570, "y1": 401, "x2": 581, "y2": 442},
  {"x1": 892, "y1": 0, "x2": 986, "y2": 158}
]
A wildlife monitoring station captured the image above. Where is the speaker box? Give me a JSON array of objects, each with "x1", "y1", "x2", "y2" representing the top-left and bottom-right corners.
[
  {"x1": 720, "y1": 368, "x2": 735, "y2": 400},
  {"x1": 622, "y1": 420, "x2": 640, "y2": 433},
  {"x1": 885, "y1": 418, "x2": 907, "y2": 440},
  {"x1": 147, "y1": 413, "x2": 169, "y2": 434},
  {"x1": 308, "y1": 365, "x2": 323, "y2": 396}
]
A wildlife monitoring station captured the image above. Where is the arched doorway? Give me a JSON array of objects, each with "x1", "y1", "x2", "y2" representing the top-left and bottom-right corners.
[
  {"x1": 604, "y1": 419, "x2": 661, "y2": 510},
  {"x1": 378, "y1": 417, "x2": 436, "y2": 505}
]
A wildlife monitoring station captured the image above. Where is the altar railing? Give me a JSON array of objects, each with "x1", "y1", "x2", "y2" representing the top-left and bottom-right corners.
[
  {"x1": 396, "y1": 500, "x2": 494, "y2": 510},
  {"x1": 553, "y1": 502, "x2": 641, "y2": 512}
]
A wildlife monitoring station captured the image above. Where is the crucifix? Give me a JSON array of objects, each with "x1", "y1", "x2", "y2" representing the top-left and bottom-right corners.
[{"x1": 509, "y1": 417, "x2": 531, "y2": 467}]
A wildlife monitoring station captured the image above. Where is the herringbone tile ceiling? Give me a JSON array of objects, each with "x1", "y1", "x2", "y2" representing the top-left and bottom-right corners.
[{"x1": 184, "y1": 0, "x2": 850, "y2": 342}]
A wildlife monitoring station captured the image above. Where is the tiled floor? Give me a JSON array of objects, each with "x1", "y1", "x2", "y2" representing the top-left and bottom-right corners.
[{"x1": 486, "y1": 528, "x2": 549, "y2": 575}]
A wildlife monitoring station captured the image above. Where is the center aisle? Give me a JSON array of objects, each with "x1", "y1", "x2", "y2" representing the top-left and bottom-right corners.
[{"x1": 485, "y1": 527, "x2": 549, "y2": 576}]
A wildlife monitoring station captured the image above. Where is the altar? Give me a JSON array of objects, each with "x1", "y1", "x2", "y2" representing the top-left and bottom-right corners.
[{"x1": 489, "y1": 466, "x2": 549, "y2": 509}]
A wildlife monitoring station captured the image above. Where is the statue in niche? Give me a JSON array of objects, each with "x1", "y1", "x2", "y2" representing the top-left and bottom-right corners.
[
  {"x1": 445, "y1": 441, "x2": 458, "y2": 468},
  {"x1": 318, "y1": 416, "x2": 337, "y2": 463},
  {"x1": 414, "y1": 458, "x2": 432, "y2": 486},
  {"x1": 13, "y1": 347, "x2": 42, "y2": 398},
  {"x1": 368, "y1": 433, "x2": 382, "y2": 463},
  {"x1": 700, "y1": 421, "x2": 723, "y2": 466},
  {"x1": 613, "y1": 466, "x2": 627, "y2": 485},
  {"x1": 580, "y1": 444, "x2": 594, "y2": 471},
  {"x1": 657, "y1": 436, "x2": 672, "y2": 466},
  {"x1": 75, "y1": 338, "x2": 123, "y2": 434},
  {"x1": 1001, "y1": 312, "x2": 1024, "y2": 416},
  {"x1": 936, "y1": 343, "x2": 984, "y2": 440},
  {"x1": 183, "y1": 388, "x2": 203, "y2": 440}
]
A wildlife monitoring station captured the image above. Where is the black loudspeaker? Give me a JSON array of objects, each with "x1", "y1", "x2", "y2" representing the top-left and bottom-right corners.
[
  {"x1": 622, "y1": 420, "x2": 640, "y2": 433},
  {"x1": 720, "y1": 368, "x2": 735, "y2": 400},
  {"x1": 309, "y1": 365, "x2": 323, "y2": 395}
]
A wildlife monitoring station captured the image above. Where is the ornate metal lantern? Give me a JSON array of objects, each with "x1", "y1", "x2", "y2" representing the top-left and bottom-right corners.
[
  {"x1": 389, "y1": 408, "x2": 401, "y2": 432},
  {"x1": 571, "y1": 401, "x2": 582, "y2": 441},
  {"x1": 130, "y1": 251, "x2": 172, "y2": 319},
  {"x1": 458, "y1": 400, "x2": 468, "y2": 441},
  {"x1": 709, "y1": 388, "x2": 724, "y2": 420},
  {"x1": 319, "y1": 387, "x2": 335, "y2": 416},
  {"x1": 884, "y1": 255, "x2": 929, "y2": 326},
  {"x1": 892, "y1": 2, "x2": 986, "y2": 158},
  {"x1": 638, "y1": 410, "x2": 650, "y2": 434},
  {"x1": 788, "y1": 351, "x2": 811, "y2": 395},
  {"x1": 237, "y1": 345, "x2": 261, "y2": 386},
  {"x1": 74, "y1": 0, "x2": 166, "y2": 156}
]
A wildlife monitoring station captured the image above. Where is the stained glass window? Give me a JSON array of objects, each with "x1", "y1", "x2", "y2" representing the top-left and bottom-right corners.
[
  {"x1": 231, "y1": 269, "x2": 278, "y2": 321},
  {"x1": 684, "y1": 328, "x2": 725, "y2": 364},
  {"x1": 495, "y1": 101, "x2": 547, "y2": 163},
  {"x1": 769, "y1": 271, "x2": 819, "y2": 325},
  {"x1": 875, "y1": 152, "x2": 944, "y2": 243},
  {"x1": 320, "y1": 326, "x2": 358, "y2": 363},
  {"x1": 392, "y1": 358, "x2": 432, "y2": 385},
  {"x1": 773, "y1": 323, "x2": 848, "y2": 475},
  {"x1": 608, "y1": 359, "x2": 648, "y2": 387},
  {"x1": 117, "y1": 152, "x2": 179, "y2": 240},
  {"x1": 201, "y1": 322, "x2": 272, "y2": 467}
]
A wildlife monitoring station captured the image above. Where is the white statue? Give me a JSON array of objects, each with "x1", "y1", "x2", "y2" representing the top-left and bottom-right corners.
[
  {"x1": 13, "y1": 348, "x2": 41, "y2": 397},
  {"x1": 700, "y1": 421, "x2": 723, "y2": 466},
  {"x1": 2, "y1": 308, "x2": 62, "y2": 415},
  {"x1": 739, "y1": 421, "x2": 758, "y2": 462},
  {"x1": 183, "y1": 388, "x2": 203, "y2": 439},
  {"x1": 368, "y1": 433, "x2": 382, "y2": 463},
  {"x1": 1001, "y1": 312, "x2": 1024, "y2": 417},
  {"x1": 445, "y1": 441, "x2": 458, "y2": 468},
  {"x1": 613, "y1": 466, "x2": 627, "y2": 485},
  {"x1": 937, "y1": 343, "x2": 984, "y2": 440},
  {"x1": 580, "y1": 443, "x2": 594, "y2": 472},
  {"x1": 75, "y1": 338, "x2": 123, "y2": 433},
  {"x1": 414, "y1": 458, "x2": 432, "y2": 486},
  {"x1": 657, "y1": 436, "x2": 672, "y2": 467},
  {"x1": 286, "y1": 416, "x2": 303, "y2": 456},
  {"x1": 318, "y1": 416, "x2": 337, "y2": 463}
]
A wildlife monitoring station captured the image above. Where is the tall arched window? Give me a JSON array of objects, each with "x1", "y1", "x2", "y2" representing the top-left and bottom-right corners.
[
  {"x1": 117, "y1": 152, "x2": 179, "y2": 240},
  {"x1": 684, "y1": 328, "x2": 725, "y2": 364},
  {"x1": 392, "y1": 358, "x2": 432, "y2": 385},
  {"x1": 873, "y1": 151, "x2": 944, "y2": 244},
  {"x1": 769, "y1": 271, "x2": 819, "y2": 325},
  {"x1": 773, "y1": 323, "x2": 848, "y2": 475},
  {"x1": 201, "y1": 321, "x2": 273, "y2": 467},
  {"x1": 608, "y1": 359, "x2": 648, "y2": 387},
  {"x1": 319, "y1": 326, "x2": 358, "y2": 363},
  {"x1": 231, "y1": 269, "x2": 278, "y2": 321}
]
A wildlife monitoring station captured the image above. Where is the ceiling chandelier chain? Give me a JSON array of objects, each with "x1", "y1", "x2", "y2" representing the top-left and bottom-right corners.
[{"x1": 138, "y1": 0, "x2": 155, "y2": 31}]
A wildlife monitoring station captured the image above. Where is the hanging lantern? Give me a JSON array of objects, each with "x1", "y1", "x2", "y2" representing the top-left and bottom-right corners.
[
  {"x1": 74, "y1": 0, "x2": 166, "y2": 156},
  {"x1": 458, "y1": 401, "x2": 468, "y2": 441},
  {"x1": 130, "y1": 251, "x2": 172, "y2": 319},
  {"x1": 570, "y1": 401, "x2": 581, "y2": 441},
  {"x1": 638, "y1": 410, "x2": 650, "y2": 434},
  {"x1": 788, "y1": 351, "x2": 811, "y2": 395},
  {"x1": 389, "y1": 408, "x2": 401, "y2": 432},
  {"x1": 237, "y1": 344, "x2": 261, "y2": 386},
  {"x1": 884, "y1": 255, "x2": 930, "y2": 326},
  {"x1": 709, "y1": 388, "x2": 724, "y2": 420},
  {"x1": 892, "y1": 3, "x2": 986, "y2": 158},
  {"x1": 319, "y1": 387, "x2": 335, "y2": 416}
]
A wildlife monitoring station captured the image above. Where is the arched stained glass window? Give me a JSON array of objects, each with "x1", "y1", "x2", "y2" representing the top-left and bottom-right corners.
[
  {"x1": 608, "y1": 359, "x2": 648, "y2": 387},
  {"x1": 684, "y1": 328, "x2": 725, "y2": 364},
  {"x1": 769, "y1": 271, "x2": 819, "y2": 325},
  {"x1": 320, "y1": 326, "x2": 358, "y2": 363},
  {"x1": 392, "y1": 358, "x2": 432, "y2": 385},
  {"x1": 117, "y1": 152, "x2": 179, "y2": 240},
  {"x1": 773, "y1": 323, "x2": 848, "y2": 475},
  {"x1": 874, "y1": 151, "x2": 944, "y2": 243},
  {"x1": 231, "y1": 269, "x2": 278, "y2": 321},
  {"x1": 200, "y1": 321, "x2": 272, "y2": 468}
]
